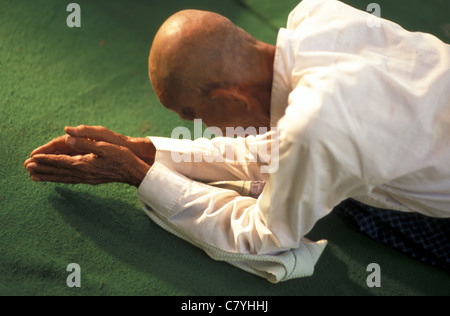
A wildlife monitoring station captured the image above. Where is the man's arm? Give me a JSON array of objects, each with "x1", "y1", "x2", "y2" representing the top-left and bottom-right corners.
[
  {"x1": 147, "y1": 130, "x2": 279, "y2": 183},
  {"x1": 25, "y1": 125, "x2": 275, "y2": 187},
  {"x1": 137, "y1": 161, "x2": 327, "y2": 283},
  {"x1": 23, "y1": 125, "x2": 325, "y2": 282}
]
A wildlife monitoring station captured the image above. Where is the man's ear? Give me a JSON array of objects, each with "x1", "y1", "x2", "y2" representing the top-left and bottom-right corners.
[{"x1": 209, "y1": 87, "x2": 250, "y2": 109}]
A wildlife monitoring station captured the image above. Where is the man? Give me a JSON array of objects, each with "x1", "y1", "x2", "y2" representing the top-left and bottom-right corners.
[{"x1": 24, "y1": 0, "x2": 450, "y2": 282}]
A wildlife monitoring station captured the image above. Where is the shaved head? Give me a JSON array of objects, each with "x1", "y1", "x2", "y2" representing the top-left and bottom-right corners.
[{"x1": 148, "y1": 10, "x2": 275, "y2": 130}]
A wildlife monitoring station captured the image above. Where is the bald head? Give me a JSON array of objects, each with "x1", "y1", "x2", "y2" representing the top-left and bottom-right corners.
[{"x1": 149, "y1": 10, "x2": 275, "y2": 130}]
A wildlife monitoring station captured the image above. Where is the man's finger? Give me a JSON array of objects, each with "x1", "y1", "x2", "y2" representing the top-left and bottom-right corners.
[
  {"x1": 31, "y1": 153, "x2": 90, "y2": 168},
  {"x1": 65, "y1": 125, "x2": 128, "y2": 146},
  {"x1": 24, "y1": 158, "x2": 33, "y2": 169},
  {"x1": 30, "y1": 135, "x2": 69, "y2": 157},
  {"x1": 26, "y1": 162, "x2": 79, "y2": 177},
  {"x1": 66, "y1": 136, "x2": 121, "y2": 157},
  {"x1": 65, "y1": 125, "x2": 105, "y2": 138}
]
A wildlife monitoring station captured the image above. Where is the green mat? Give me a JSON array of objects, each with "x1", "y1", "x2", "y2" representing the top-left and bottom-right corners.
[{"x1": 1, "y1": 0, "x2": 449, "y2": 296}]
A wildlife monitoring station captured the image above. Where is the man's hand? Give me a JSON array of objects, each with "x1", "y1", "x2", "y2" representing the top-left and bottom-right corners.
[
  {"x1": 29, "y1": 134, "x2": 84, "y2": 157},
  {"x1": 24, "y1": 126, "x2": 156, "y2": 187},
  {"x1": 64, "y1": 126, "x2": 156, "y2": 165}
]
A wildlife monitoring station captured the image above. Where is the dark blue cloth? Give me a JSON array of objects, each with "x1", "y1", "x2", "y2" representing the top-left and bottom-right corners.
[{"x1": 334, "y1": 199, "x2": 450, "y2": 271}]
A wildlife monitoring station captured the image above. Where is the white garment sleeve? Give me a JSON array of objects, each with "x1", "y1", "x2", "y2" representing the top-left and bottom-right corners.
[
  {"x1": 137, "y1": 161, "x2": 327, "y2": 283},
  {"x1": 148, "y1": 132, "x2": 277, "y2": 182},
  {"x1": 136, "y1": 130, "x2": 331, "y2": 283}
]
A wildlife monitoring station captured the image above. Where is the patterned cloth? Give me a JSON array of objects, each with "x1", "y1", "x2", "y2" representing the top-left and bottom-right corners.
[{"x1": 334, "y1": 199, "x2": 450, "y2": 271}]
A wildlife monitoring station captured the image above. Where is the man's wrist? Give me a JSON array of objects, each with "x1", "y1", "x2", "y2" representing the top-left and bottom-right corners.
[
  {"x1": 128, "y1": 137, "x2": 156, "y2": 166},
  {"x1": 128, "y1": 157, "x2": 151, "y2": 188}
]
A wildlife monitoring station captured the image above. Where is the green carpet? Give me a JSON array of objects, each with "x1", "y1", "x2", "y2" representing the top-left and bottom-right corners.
[{"x1": 1, "y1": 0, "x2": 449, "y2": 296}]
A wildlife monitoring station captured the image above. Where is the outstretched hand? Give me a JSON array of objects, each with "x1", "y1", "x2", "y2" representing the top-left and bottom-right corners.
[
  {"x1": 24, "y1": 126, "x2": 156, "y2": 187},
  {"x1": 64, "y1": 125, "x2": 156, "y2": 165}
]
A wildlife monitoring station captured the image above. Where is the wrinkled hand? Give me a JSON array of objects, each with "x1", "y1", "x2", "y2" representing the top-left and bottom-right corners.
[
  {"x1": 24, "y1": 126, "x2": 155, "y2": 187},
  {"x1": 29, "y1": 134, "x2": 83, "y2": 157},
  {"x1": 29, "y1": 125, "x2": 156, "y2": 165},
  {"x1": 64, "y1": 125, "x2": 156, "y2": 165}
]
